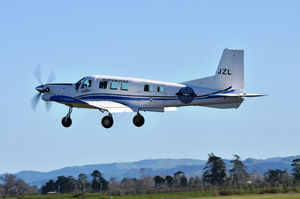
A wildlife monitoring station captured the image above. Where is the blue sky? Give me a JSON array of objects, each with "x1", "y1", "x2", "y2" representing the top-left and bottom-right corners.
[{"x1": 0, "y1": 0, "x2": 299, "y2": 173}]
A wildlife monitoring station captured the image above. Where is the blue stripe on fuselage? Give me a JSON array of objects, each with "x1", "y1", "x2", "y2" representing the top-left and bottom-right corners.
[{"x1": 49, "y1": 90, "x2": 237, "y2": 104}]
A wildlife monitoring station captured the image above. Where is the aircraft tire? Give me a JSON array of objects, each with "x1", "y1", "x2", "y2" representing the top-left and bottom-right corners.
[
  {"x1": 61, "y1": 117, "x2": 72, "y2": 128},
  {"x1": 102, "y1": 116, "x2": 113, "y2": 128},
  {"x1": 133, "y1": 114, "x2": 145, "y2": 127}
]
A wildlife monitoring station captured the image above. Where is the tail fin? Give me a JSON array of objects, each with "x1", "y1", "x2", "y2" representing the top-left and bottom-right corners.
[
  {"x1": 215, "y1": 49, "x2": 244, "y2": 91},
  {"x1": 183, "y1": 49, "x2": 244, "y2": 92}
]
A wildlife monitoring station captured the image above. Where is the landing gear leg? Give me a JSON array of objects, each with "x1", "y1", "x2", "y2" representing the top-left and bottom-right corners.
[
  {"x1": 61, "y1": 107, "x2": 72, "y2": 128},
  {"x1": 133, "y1": 112, "x2": 145, "y2": 127},
  {"x1": 101, "y1": 113, "x2": 113, "y2": 128}
]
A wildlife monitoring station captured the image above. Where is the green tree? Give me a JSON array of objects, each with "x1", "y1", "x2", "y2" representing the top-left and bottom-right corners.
[
  {"x1": 266, "y1": 169, "x2": 287, "y2": 184},
  {"x1": 229, "y1": 155, "x2": 249, "y2": 186},
  {"x1": 174, "y1": 171, "x2": 187, "y2": 187},
  {"x1": 154, "y1": 176, "x2": 165, "y2": 188},
  {"x1": 55, "y1": 176, "x2": 76, "y2": 193},
  {"x1": 202, "y1": 153, "x2": 227, "y2": 186},
  {"x1": 292, "y1": 158, "x2": 300, "y2": 181},
  {"x1": 78, "y1": 173, "x2": 89, "y2": 192},
  {"x1": 91, "y1": 170, "x2": 109, "y2": 192},
  {"x1": 165, "y1": 176, "x2": 173, "y2": 187},
  {"x1": 41, "y1": 180, "x2": 56, "y2": 194}
]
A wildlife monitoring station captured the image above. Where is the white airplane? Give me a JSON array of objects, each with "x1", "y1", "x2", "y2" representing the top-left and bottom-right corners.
[{"x1": 32, "y1": 49, "x2": 264, "y2": 128}]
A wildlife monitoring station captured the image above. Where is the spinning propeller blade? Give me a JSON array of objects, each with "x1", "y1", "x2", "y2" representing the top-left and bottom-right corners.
[
  {"x1": 45, "y1": 101, "x2": 53, "y2": 112},
  {"x1": 31, "y1": 92, "x2": 41, "y2": 111},
  {"x1": 47, "y1": 69, "x2": 56, "y2": 84},
  {"x1": 31, "y1": 66, "x2": 56, "y2": 111},
  {"x1": 33, "y1": 65, "x2": 43, "y2": 85}
]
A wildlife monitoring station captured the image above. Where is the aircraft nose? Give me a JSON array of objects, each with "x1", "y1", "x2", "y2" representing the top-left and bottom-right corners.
[
  {"x1": 35, "y1": 85, "x2": 49, "y2": 93},
  {"x1": 35, "y1": 85, "x2": 44, "y2": 92}
]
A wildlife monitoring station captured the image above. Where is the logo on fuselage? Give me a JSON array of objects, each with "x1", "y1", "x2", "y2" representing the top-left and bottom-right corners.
[{"x1": 176, "y1": 87, "x2": 197, "y2": 104}]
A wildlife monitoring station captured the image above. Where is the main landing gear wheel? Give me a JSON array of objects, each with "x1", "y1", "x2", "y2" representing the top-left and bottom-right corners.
[
  {"x1": 61, "y1": 107, "x2": 73, "y2": 128},
  {"x1": 61, "y1": 117, "x2": 72, "y2": 128},
  {"x1": 101, "y1": 116, "x2": 113, "y2": 128},
  {"x1": 133, "y1": 114, "x2": 145, "y2": 127}
]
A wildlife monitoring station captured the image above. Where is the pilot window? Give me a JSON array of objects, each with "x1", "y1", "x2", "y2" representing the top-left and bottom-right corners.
[
  {"x1": 110, "y1": 81, "x2": 119, "y2": 90},
  {"x1": 81, "y1": 80, "x2": 92, "y2": 89},
  {"x1": 75, "y1": 78, "x2": 84, "y2": 90},
  {"x1": 99, "y1": 81, "x2": 108, "y2": 89},
  {"x1": 144, "y1": 85, "x2": 153, "y2": 92},
  {"x1": 121, "y1": 82, "x2": 129, "y2": 91},
  {"x1": 157, "y1": 86, "x2": 165, "y2": 92}
]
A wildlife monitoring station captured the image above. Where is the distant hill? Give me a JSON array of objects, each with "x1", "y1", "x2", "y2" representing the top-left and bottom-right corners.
[{"x1": 2, "y1": 155, "x2": 299, "y2": 187}]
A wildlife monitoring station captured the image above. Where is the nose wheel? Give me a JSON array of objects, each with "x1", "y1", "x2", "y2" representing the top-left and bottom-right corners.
[
  {"x1": 133, "y1": 113, "x2": 145, "y2": 127},
  {"x1": 61, "y1": 107, "x2": 73, "y2": 128},
  {"x1": 101, "y1": 115, "x2": 114, "y2": 128}
]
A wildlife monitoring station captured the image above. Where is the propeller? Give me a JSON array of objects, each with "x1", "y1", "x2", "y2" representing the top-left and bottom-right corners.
[
  {"x1": 30, "y1": 92, "x2": 42, "y2": 111},
  {"x1": 31, "y1": 65, "x2": 56, "y2": 111}
]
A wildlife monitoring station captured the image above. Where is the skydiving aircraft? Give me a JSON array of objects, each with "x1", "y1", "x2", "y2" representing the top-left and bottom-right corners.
[{"x1": 31, "y1": 49, "x2": 264, "y2": 128}]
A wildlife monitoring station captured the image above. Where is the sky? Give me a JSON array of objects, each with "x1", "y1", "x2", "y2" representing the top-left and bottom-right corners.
[{"x1": 0, "y1": 0, "x2": 300, "y2": 173}]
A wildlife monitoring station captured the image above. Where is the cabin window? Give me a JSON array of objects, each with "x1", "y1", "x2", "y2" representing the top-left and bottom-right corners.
[
  {"x1": 157, "y1": 86, "x2": 165, "y2": 92},
  {"x1": 99, "y1": 81, "x2": 107, "y2": 89},
  {"x1": 144, "y1": 85, "x2": 153, "y2": 92},
  {"x1": 149, "y1": 85, "x2": 153, "y2": 92},
  {"x1": 121, "y1": 82, "x2": 129, "y2": 91},
  {"x1": 110, "y1": 81, "x2": 119, "y2": 90},
  {"x1": 81, "y1": 80, "x2": 92, "y2": 89}
]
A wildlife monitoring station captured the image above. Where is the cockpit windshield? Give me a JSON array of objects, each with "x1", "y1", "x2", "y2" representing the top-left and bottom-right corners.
[{"x1": 75, "y1": 78, "x2": 85, "y2": 90}]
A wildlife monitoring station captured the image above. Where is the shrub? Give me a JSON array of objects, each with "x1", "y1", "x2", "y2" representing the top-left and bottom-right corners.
[
  {"x1": 218, "y1": 190, "x2": 233, "y2": 195},
  {"x1": 259, "y1": 188, "x2": 278, "y2": 194}
]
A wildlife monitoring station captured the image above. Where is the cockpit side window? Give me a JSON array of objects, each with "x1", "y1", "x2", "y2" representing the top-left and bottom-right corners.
[{"x1": 81, "y1": 79, "x2": 92, "y2": 89}]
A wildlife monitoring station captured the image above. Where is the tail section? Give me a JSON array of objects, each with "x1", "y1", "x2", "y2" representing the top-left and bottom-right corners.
[{"x1": 183, "y1": 49, "x2": 244, "y2": 92}]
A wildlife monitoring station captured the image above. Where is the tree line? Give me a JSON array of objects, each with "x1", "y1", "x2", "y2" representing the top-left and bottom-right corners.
[
  {"x1": 0, "y1": 174, "x2": 38, "y2": 198},
  {"x1": 1, "y1": 154, "x2": 300, "y2": 197},
  {"x1": 41, "y1": 170, "x2": 109, "y2": 194}
]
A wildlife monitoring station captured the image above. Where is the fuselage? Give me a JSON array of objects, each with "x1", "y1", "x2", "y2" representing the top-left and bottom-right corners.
[{"x1": 40, "y1": 75, "x2": 243, "y2": 111}]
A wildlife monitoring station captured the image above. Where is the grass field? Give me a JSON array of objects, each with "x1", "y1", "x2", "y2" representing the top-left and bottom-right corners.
[{"x1": 15, "y1": 193, "x2": 300, "y2": 199}]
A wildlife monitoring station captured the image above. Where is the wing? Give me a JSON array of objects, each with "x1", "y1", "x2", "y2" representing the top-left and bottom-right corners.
[
  {"x1": 85, "y1": 101, "x2": 178, "y2": 113},
  {"x1": 83, "y1": 100, "x2": 135, "y2": 113},
  {"x1": 49, "y1": 95, "x2": 177, "y2": 113}
]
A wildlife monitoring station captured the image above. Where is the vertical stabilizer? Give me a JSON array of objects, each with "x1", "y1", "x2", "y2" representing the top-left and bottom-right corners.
[
  {"x1": 214, "y1": 49, "x2": 244, "y2": 91},
  {"x1": 182, "y1": 49, "x2": 244, "y2": 92}
]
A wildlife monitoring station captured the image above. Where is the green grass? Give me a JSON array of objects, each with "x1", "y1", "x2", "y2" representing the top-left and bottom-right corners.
[{"x1": 19, "y1": 192, "x2": 300, "y2": 199}]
